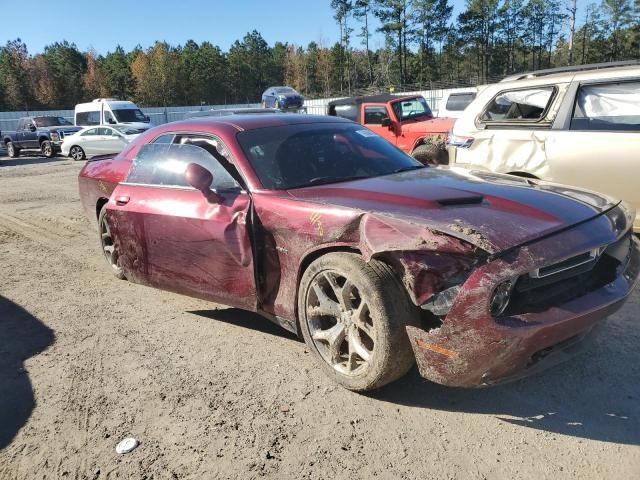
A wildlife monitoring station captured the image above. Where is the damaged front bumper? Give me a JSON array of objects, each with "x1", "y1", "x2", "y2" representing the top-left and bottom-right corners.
[{"x1": 406, "y1": 212, "x2": 640, "y2": 388}]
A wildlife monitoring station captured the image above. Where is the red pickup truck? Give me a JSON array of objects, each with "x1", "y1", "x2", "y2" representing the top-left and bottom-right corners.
[{"x1": 327, "y1": 94, "x2": 454, "y2": 164}]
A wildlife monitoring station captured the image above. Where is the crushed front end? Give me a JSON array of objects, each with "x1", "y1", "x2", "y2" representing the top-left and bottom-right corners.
[{"x1": 405, "y1": 204, "x2": 640, "y2": 387}]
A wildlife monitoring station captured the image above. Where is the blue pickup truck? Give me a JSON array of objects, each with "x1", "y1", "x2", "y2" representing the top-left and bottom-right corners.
[{"x1": 2, "y1": 116, "x2": 82, "y2": 158}]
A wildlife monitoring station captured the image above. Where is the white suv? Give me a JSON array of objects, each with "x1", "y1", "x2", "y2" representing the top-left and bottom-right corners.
[{"x1": 448, "y1": 61, "x2": 640, "y2": 232}]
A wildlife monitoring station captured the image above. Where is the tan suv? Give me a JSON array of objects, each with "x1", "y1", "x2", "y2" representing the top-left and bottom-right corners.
[{"x1": 448, "y1": 61, "x2": 640, "y2": 232}]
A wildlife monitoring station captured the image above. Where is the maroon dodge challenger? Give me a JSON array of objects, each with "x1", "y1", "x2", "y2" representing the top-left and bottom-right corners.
[{"x1": 78, "y1": 114, "x2": 640, "y2": 391}]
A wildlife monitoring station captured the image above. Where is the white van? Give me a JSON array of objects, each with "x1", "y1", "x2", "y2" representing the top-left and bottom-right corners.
[
  {"x1": 438, "y1": 87, "x2": 482, "y2": 118},
  {"x1": 74, "y1": 99, "x2": 152, "y2": 132}
]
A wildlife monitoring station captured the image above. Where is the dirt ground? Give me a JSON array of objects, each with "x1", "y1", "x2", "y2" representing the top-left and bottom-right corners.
[{"x1": 0, "y1": 155, "x2": 639, "y2": 480}]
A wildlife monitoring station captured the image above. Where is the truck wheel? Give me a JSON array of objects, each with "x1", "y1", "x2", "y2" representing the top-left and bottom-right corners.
[
  {"x1": 41, "y1": 140, "x2": 55, "y2": 158},
  {"x1": 298, "y1": 252, "x2": 419, "y2": 391},
  {"x1": 411, "y1": 143, "x2": 448, "y2": 166},
  {"x1": 6, "y1": 141, "x2": 19, "y2": 158},
  {"x1": 70, "y1": 146, "x2": 85, "y2": 161}
]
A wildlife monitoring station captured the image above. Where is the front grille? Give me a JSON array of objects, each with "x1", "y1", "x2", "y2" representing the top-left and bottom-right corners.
[{"x1": 505, "y1": 234, "x2": 631, "y2": 315}]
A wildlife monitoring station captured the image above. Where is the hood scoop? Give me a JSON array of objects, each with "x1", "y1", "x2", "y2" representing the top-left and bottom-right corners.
[{"x1": 437, "y1": 196, "x2": 484, "y2": 207}]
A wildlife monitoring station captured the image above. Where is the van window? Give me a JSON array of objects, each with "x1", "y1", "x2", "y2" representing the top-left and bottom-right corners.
[
  {"x1": 571, "y1": 81, "x2": 640, "y2": 131},
  {"x1": 445, "y1": 93, "x2": 476, "y2": 112},
  {"x1": 76, "y1": 111, "x2": 101, "y2": 126},
  {"x1": 481, "y1": 87, "x2": 554, "y2": 123},
  {"x1": 104, "y1": 111, "x2": 115, "y2": 124}
]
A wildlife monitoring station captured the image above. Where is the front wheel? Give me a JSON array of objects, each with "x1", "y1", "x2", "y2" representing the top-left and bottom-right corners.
[
  {"x1": 411, "y1": 143, "x2": 448, "y2": 166},
  {"x1": 6, "y1": 141, "x2": 19, "y2": 158},
  {"x1": 41, "y1": 140, "x2": 55, "y2": 158},
  {"x1": 70, "y1": 146, "x2": 85, "y2": 161},
  {"x1": 298, "y1": 252, "x2": 419, "y2": 391},
  {"x1": 98, "y1": 205, "x2": 125, "y2": 280}
]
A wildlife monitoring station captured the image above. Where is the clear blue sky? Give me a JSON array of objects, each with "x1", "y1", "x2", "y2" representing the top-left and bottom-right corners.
[{"x1": 2, "y1": 0, "x2": 581, "y2": 55}]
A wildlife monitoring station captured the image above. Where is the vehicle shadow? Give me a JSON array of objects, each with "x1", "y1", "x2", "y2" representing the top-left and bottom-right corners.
[
  {"x1": 188, "y1": 308, "x2": 299, "y2": 341},
  {"x1": 191, "y1": 308, "x2": 640, "y2": 446},
  {"x1": 0, "y1": 296, "x2": 55, "y2": 451},
  {"x1": 0, "y1": 156, "x2": 65, "y2": 167},
  {"x1": 370, "y1": 334, "x2": 640, "y2": 446}
]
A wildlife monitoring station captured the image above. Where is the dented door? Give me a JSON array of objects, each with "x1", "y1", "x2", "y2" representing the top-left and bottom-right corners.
[{"x1": 107, "y1": 184, "x2": 256, "y2": 311}]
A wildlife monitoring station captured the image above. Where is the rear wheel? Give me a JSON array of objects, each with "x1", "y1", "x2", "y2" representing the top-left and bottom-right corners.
[
  {"x1": 298, "y1": 252, "x2": 419, "y2": 391},
  {"x1": 98, "y1": 204, "x2": 125, "y2": 280},
  {"x1": 6, "y1": 141, "x2": 19, "y2": 158},
  {"x1": 70, "y1": 146, "x2": 85, "y2": 161},
  {"x1": 41, "y1": 140, "x2": 54, "y2": 158}
]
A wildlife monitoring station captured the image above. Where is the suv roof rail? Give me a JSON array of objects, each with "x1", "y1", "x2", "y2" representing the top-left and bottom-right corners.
[{"x1": 500, "y1": 60, "x2": 640, "y2": 82}]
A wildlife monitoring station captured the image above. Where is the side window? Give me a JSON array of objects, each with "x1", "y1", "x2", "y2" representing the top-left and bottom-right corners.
[
  {"x1": 480, "y1": 87, "x2": 555, "y2": 123},
  {"x1": 571, "y1": 81, "x2": 640, "y2": 132},
  {"x1": 81, "y1": 128, "x2": 98, "y2": 136},
  {"x1": 17, "y1": 119, "x2": 24, "y2": 130},
  {"x1": 152, "y1": 134, "x2": 175, "y2": 144},
  {"x1": 446, "y1": 93, "x2": 476, "y2": 112},
  {"x1": 76, "y1": 111, "x2": 101, "y2": 126},
  {"x1": 126, "y1": 143, "x2": 240, "y2": 191},
  {"x1": 104, "y1": 111, "x2": 115, "y2": 124},
  {"x1": 364, "y1": 106, "x2": 388, "y2": 125}
]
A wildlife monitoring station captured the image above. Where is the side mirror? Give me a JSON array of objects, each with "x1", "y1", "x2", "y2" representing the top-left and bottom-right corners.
[
  {"x1": 185, "y1": 163, "x2": 217, "y2": 201},
  {"x1": 381, "y1": 117, "x2": 392, "y2": 128},
  {"x1": 144, "y1": 115, "x2": 150, "y2": 122},
  {"x1": 108, "y1": 118, "x2": 116, "y2": 124},
  {"x1": 29, "y1": 124, "x2": 36, "y2": 132}
]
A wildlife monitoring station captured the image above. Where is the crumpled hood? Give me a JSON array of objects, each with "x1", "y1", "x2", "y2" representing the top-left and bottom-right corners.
[{"x1": 288, "y1": 167, "x2": 619, "y2": 254}]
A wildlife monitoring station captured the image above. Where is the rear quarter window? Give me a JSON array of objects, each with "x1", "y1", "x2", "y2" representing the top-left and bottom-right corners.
[
  {"x1": 480, "y1": 87, "x2": 555, "y2": 124},
  {"x1": 571, "y1": 80, "x2": 640, "y2": 132}
]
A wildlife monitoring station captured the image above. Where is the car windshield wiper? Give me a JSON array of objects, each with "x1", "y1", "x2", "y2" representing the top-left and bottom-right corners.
[{"x1": 289, "y1": 174, "x2": 371, "y2": 189}]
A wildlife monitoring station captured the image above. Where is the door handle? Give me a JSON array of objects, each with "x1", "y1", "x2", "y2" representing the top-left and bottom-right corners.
[{"x1": 115, "y1": 195, "x2": 130, "y2": 206}]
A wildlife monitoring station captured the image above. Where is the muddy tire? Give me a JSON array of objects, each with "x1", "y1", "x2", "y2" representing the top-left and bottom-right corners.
[
  {"x1": 6, "y1": 141, "x2": 19, "y2": 158},
  {"x1": 411, "y1": 143, "x2": 448, "y2": 166},
  {"x1": 41, "y1": 140, "x2": 55, "y2": 158},
  {"x1": 98, "y1": 204, "x2": 125, "y2": 280},
  {"x1": 298, "y1": 252, "x2": 419, "y2": 392}
]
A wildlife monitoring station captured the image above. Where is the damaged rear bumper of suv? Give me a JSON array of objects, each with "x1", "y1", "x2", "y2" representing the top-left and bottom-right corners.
[{"x1": 406, "y1": 207, "x2": 640, "y2": 388}]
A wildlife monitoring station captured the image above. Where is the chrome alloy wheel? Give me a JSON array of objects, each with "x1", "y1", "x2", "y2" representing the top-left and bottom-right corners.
[{"x1": 306, "y1": 270, "x2": 376, "y2": 376}]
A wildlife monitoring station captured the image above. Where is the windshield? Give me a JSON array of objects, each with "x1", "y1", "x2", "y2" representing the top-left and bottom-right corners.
[
  {"x1": 112, "y1": 108, "x2": 147, "y2": 123},
  {"x1": 391, "y1": 97, "x2": 433, "y2": 121},
  {"x1": 275, "y1": 87, "x2": 296, "y2": 94},
  {"x1": 34, "y1": 116, "x2": 73, "y2": 127},
  {"x1": 237, "y1": 123, "x2": 423, "y2": 190},
  {"x1": 113, "y1": 125, "x2": 142, "y2": 135}
]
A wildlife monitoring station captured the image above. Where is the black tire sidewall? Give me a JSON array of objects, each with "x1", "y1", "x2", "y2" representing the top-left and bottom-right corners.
[
  {"x1": 298, "y1": 252, "x2": 418, "y2": 391},
  {"x1": 41, "y1": 140, "x2": 54, "y2": 158},
  {"x1": 98, "y1": 204, "x2": 126, "y2": 280},
  {"x1": 71, "y1": 146, "x2": 85, "y2": 161},
  {"x1": 7, "y1": 142, "x2": 18, "y2": 158}
]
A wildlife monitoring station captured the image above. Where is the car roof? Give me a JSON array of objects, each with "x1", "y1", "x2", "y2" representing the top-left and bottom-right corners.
[
  {"x1": 185, "y1": 108, "x2": 281, "y2": 119},
  {"x1": 166, "y1": 113, "x2": 353, "y2": 132},
  {"x1": 328, "y1": 94, "x2": 420, "y2": 106},
  {"x1": 499, "y1": 61, "x2": 640, "y2": 85}
]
